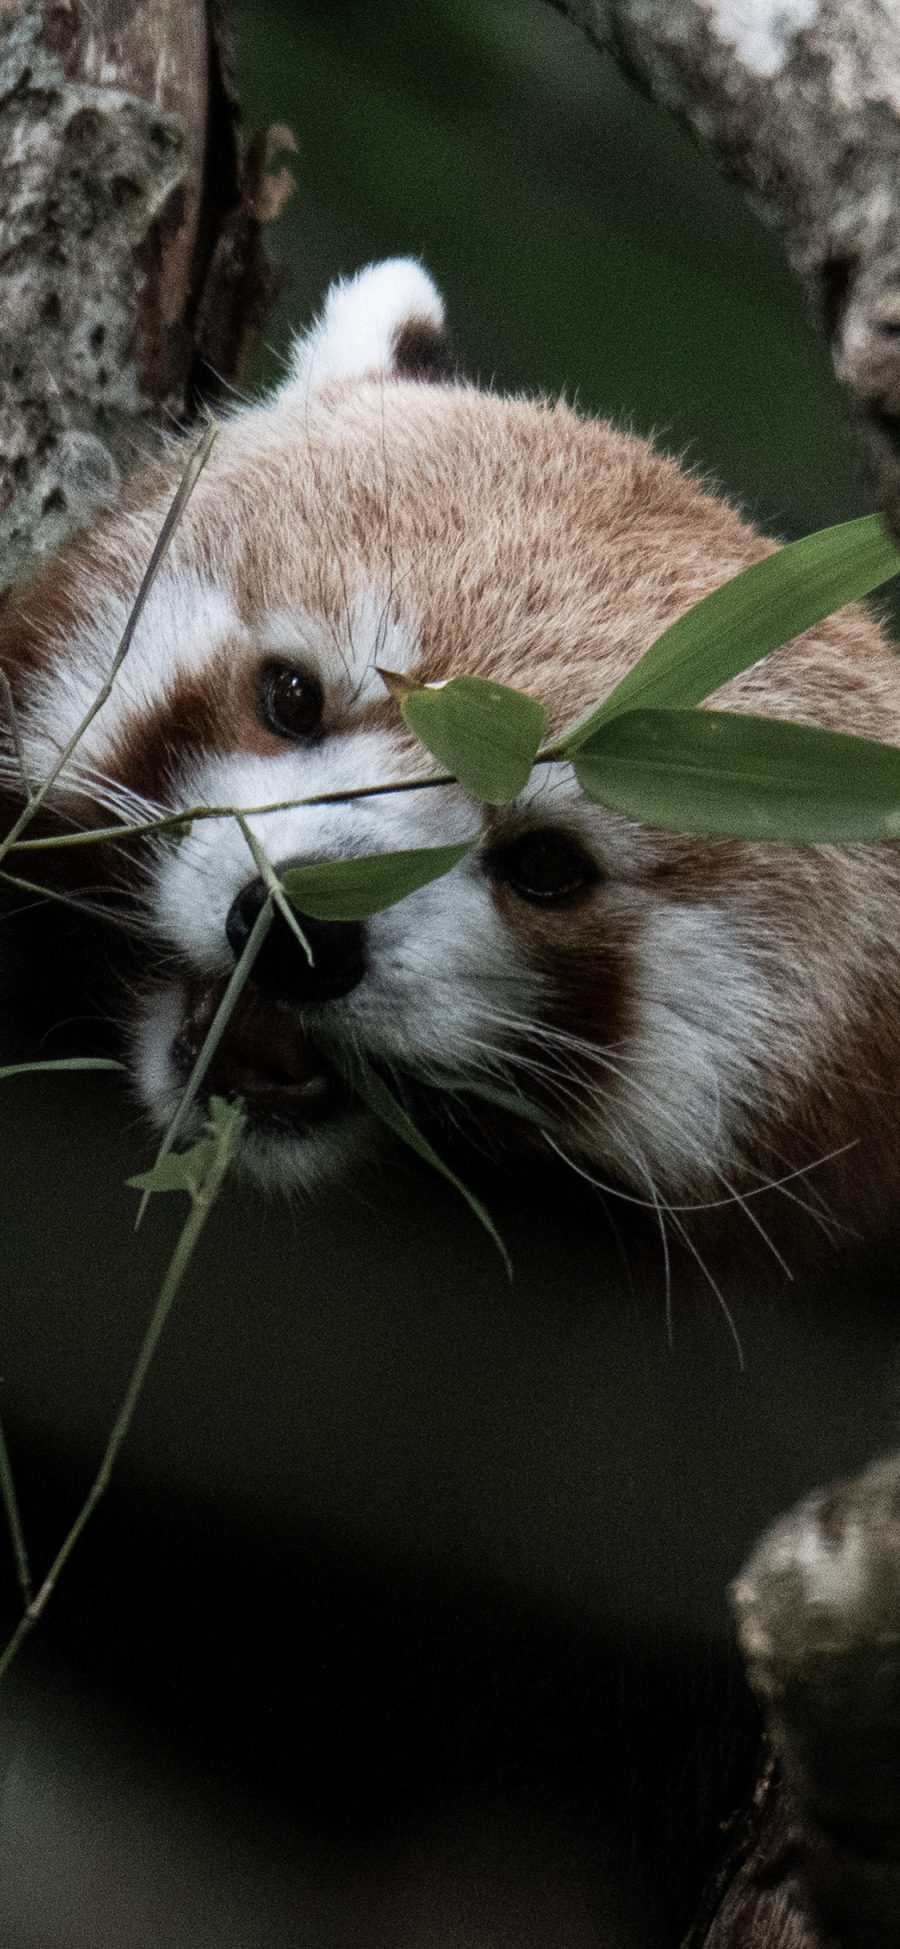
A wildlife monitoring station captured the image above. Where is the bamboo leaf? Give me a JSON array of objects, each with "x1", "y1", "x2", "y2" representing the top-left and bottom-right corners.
[
  {"x1": 354, "y1": 1068, "x2": 512, "y2": 1277},
  {"x1": 128, "y1": 1098, "x2": 245, "y2": 1197},
  {"x1": 283, "y1": 843, "x2": 471, "y2": 919},
  {"x1": 399, "y1": 676, "x2": 546, "y2": 804},
  {"x1": 562, "y1": 514, "x2": 900, "y2": 748},
  {"x1": 206, "y1": 1095, "x2": 246, "y2": 1145},
  {"x1": 127, "y1": 1143, "x2": 216, "y2": 1196},
  {"x1": 573, "y1": 708, "x2": 900, "y2": 841},
  {"x1": 134, "y1": 897, "x2": 272, "y2": 1225}
]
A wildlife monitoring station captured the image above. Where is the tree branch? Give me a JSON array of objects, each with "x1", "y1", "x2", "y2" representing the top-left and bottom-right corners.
[
  {"x1": 733, "y1": 1450, "x2": 900, "y2": 1948},
  {"x1": 546, "y1": 0, "x2": 900, "y2": 534},
  {"x1": 680, "y1": 1757, "x2": 827, "y2": 1949}
]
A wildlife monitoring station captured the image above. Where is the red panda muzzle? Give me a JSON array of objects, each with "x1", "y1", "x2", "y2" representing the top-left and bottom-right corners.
[
  {"x1": 174, "y1": 978, "x2": 350, "y2": 1130},
  {"x1": 225, "y1": 881, "x2": 367, "y2": 1005},
  {"x1": 4, "y1": 259, "x2": 900, "y2": 1229}
]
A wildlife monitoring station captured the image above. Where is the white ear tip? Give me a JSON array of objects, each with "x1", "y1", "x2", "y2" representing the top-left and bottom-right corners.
[
  {"x1": 339, "y1": 258, "x2": 445, "y2": 330},
  {"x1": 285, "y1": 258, "x2": 447, "y2": 393}
]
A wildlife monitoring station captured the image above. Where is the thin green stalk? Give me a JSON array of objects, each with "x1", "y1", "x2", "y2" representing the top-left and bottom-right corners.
[
  {"x1": 0, "y1": 1111, "x2": 238, "y2": 1687},
  {"x1": 134, "y1": 816, "x2": 311, "y2": 1230},
  {"x1": 7, "y1": 752, "x2": 566, "y2": 856},
  {"x1": 0, "y1": 1057, "x2": 123, "y2": 1081},
  {"x1": 0, "y1": 669, "x2": 35, "y2": 802},
  {"x1": 134, "y1": 894, "x2": 273, "y2": 1227},
  {"x1": 0, "y1": 418, "x2": 218, "y2": 867},
  {"x1": 0, "y1": 1414, "x2": 31, "y2": 1607},
  {"x1": 236, "y1": 814, "x2": 313, "y2": 966}
]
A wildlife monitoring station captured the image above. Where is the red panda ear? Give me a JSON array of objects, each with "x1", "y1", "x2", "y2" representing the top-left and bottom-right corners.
[{"x1": 281, "y1": 259, "x2": 452, "y2": 397}]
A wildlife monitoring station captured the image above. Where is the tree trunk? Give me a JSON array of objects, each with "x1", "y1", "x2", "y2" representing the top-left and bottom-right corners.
[
  {"x1": 681, "y1": 1759, "x2": 826, "y2": 1949},
  {"x1": 0, "y1": 0, "x2": 292, "y2": 588}
]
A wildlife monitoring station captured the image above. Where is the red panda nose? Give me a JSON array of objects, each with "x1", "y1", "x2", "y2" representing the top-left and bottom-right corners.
[{"x1": 225, "y1": 876, "x2": 366, "y2": 1004}]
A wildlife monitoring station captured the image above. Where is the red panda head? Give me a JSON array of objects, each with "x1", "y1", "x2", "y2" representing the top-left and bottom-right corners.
[{"x1": 3, "y1": 260, "x2": 900, "y2": 1227}]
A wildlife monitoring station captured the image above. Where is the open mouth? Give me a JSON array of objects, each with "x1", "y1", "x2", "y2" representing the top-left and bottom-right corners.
[{"x1": 171, "y1": 978, "x2": 352, "y2": 1132}]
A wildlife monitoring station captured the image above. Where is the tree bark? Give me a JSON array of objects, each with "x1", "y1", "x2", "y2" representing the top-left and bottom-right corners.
[
  {"x1": 0, "y1": 0, "x2": 292, "y2": 589},
  {"x1": 680, "y1": 1759, "x2": 827, "y2": 1949},
  {"x1": 546, "y1": 0, "x2": 900, "y2": 536},
  {"x1": 731, "y1": 1452, "x2": 900, "y2": 1949}
]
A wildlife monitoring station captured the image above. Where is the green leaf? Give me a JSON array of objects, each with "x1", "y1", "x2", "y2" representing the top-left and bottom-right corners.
[
  {"x1": 283, "y1": 843, "x2": 472, "y2": 919},
  {"x1": 573, "y1": 707, "x2": 900, "y2": 841},
  {"x1": 128, "y1": 1099, "x2": 246, "y2": 1199},
  {"x1": 354, "y1": 1068, "x2": 512, "y2": 1277},
  {"x1": 128, "y1": 1141, "x2": 217, "y2": 1196},
  {"x1": 205, "y1": 1095, "x2": 246, "y2": 1145},
  {"x1": 562, "y1": 514, "x2": 900, "y2": 748},
  {"x1": 400, "y1": 676, "x2": 546, "y2": 804},
  {"x1": 0, "y1": 1057, "x2": 124, "y2": 1080},
  {"x1": 134, "y1": 898, "x2": 272, "y2": 1228}
]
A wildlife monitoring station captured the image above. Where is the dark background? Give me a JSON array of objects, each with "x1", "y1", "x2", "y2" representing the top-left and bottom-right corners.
[{"x1": 2, "y1": 5, "x2": 898, "y2": 1945}]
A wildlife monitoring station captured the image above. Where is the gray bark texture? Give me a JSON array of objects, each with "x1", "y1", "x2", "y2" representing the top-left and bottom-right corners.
[
  {"x1": 733, "y1": 1452, "x2": 900, "y2": 1949},
  {"x1": 548, "y1": 0, "x2": 900, "y2": 536},
  {"x1": 0, "y1": 0, "x2": 293, "y2": 589},
  {"x1": 679, "y1": 1759, "x2": 825, "y2": 1949},
  {"x1": 679, "y1": 1444, "x2": 900, "y2": 1949}
]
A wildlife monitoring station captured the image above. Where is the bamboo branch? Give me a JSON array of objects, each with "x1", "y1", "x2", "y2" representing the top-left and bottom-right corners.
[{"x1": 0, "y1": 1099, "x2": 243, "y2": 1686}]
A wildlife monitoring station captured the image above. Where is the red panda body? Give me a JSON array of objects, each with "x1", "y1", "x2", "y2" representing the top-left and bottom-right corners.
[{"x1": 2, "y1": 261, "x2": 900, "y2": 1235}]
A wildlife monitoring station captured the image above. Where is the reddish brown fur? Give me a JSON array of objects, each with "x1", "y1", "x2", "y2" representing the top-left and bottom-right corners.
[{"x1": 3, "y1": 378, "x2": 900, "y2": 1229}]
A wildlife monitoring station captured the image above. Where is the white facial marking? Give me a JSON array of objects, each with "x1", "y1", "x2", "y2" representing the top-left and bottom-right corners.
[
  {"x1": 152, "y1": 730, "x2": 461, "y2": 971},
  {"x1": 24, "y1": 543, "x2": 790, "y2": 1204},
  {"x1": 600, "y1": 904, "x2": 778, "y2": 1195},
  {"x1": 19, "y1": 569, "x2": 242, "y2": 784},
  {"x1": 489, "y1": 766, "x2": 786, "y2": 1195},
  {"x1": 789, "y1": 1513, "x2": 868, "y2": 1615},
  {"x1": 707, "y1": 0, "x2": 820, "y2": 77},
  {"x1": 258, "y1": 586, "x2": 419, "y2": 716},
  {"x1": 284, "y1": 258, "x2": 444, "y2": 397},
  {"x1": 140, "y1": 729, "x2": 540, "y2": 1155}
]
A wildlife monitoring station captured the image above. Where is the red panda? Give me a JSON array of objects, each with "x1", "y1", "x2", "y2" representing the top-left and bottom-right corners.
[{"x1": 2, "y1": 258, "x2": 900, "y2": 1233}]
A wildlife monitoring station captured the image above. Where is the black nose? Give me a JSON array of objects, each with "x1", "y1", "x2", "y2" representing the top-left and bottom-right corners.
[{"x1": 225, "y1": 876, "x2": 366, "y2": 1003}]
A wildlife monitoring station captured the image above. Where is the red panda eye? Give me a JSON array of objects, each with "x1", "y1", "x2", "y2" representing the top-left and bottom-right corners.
[
  {"x1": 487, "y1": 829, "x2": 599, "y2": 906},
  {"x1": 259, "y1": 661, "x2": 324, "y2": 741}
]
